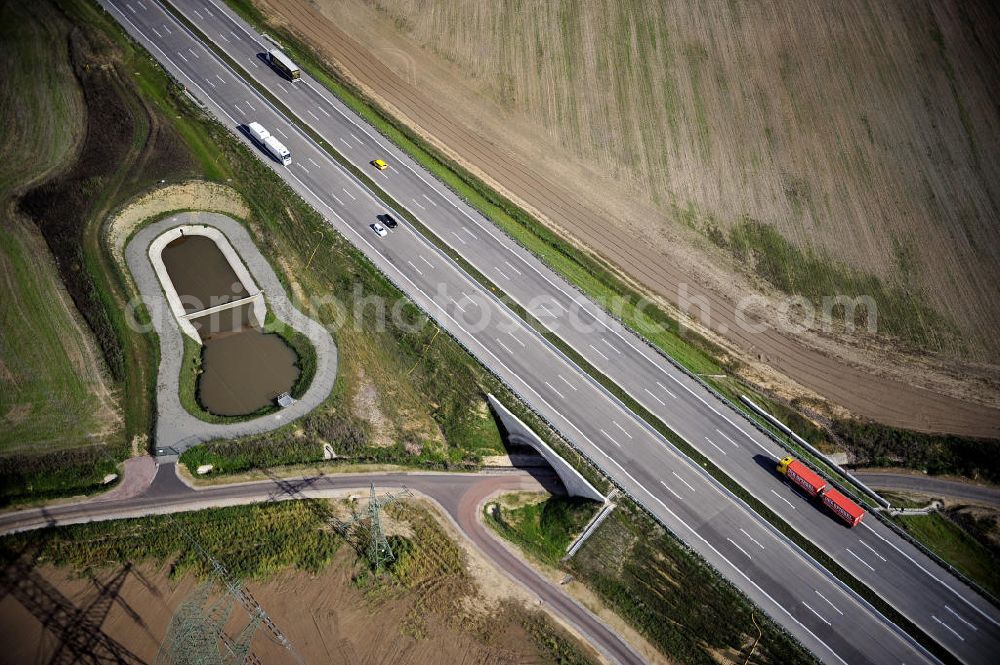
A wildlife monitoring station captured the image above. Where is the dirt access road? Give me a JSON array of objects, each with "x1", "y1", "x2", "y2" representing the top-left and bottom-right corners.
[
  {"x1": 258, "y1": 0, "x2": 1000, "y2": 439},
  {"x1": 0, "y1": 463, "x2": 644, "y2": 665}
]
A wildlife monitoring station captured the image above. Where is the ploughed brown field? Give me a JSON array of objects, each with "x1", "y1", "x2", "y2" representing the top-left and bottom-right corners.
[{"x1": 256, "y1": 0, "x2": 1000, "y2": 437}]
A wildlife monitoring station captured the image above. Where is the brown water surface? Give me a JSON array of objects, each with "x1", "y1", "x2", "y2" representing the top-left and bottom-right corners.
[
  {"x1": 161, "y1": 235, "x2": 248, "y2": 312},
  {"x1": 190, "y1": 304, "x2": 299, "y2": 416}
]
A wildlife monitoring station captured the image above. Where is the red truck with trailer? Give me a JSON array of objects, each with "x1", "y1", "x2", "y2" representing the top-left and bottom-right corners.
[{"x1": 776, "y1": 457, "x2": 865, "y2": 527}]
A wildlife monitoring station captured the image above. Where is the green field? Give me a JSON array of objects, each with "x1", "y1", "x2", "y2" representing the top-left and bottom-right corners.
[{"x1": 0, "y1": 0, "x2": 121, "y2": 456}]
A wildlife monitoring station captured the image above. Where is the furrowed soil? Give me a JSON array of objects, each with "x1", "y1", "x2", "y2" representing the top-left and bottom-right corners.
[{"x1": 256, "y1": 0, "x2": 1000, "y2": 438}]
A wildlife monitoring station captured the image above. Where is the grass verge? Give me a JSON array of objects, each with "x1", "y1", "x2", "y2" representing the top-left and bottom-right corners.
[{"x1": 488, "y1": 495, "x2": 817, "y2": 665}]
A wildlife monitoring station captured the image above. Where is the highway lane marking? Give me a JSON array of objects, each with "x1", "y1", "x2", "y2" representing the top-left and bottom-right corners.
[
  {"x1": 801, "y1": 602, "x2": 831, "y2": 626},
  {"x1": 308, "y1": 157, "x2": 320, "y2": 168},
  {"x1": 448, "y1": 297, "x2": 466, "y2": 313},
  {"x1": 451, "y1": 231, "x2": 466, "y2": 245},
  {"x1": 319, "y1": 107, "x2": 331, "y2": 118},
  {"x1": 601, "y1": 337, "x2": 622, "y2": 354},
  {"x1": 423, "y1": 194, "x2": 437, "y2": 207},
  {"x1": 504, "y1": 260, "x2": 522, "y2": 276},
  {"x1": 244, "y1": 99, "x2": 255, "y2": 111},
  {"x1": 814, "y1": 590, "x2": 843, "y2": 615},
  {"x1": 127, "y1": 3, "x2": 136, "y2": 13},
  {"x1": 193, "y1": 8, "x2": 203, "y2": 19},
  {"x1": 407, "y1": 260, "x2": 423, "y2": 276},
  {"x1": 250, "y1": 59, "x2": 259, "y2": 68},
  {"x1": 232, "y1": 102, "x2": 245, "y2": 116},
  {"x1": 726, "y1": 538, "x2": 753, "y2": 560},
  {"x1": 659, "y1": 481, "x2": 682, "y2": 499},
  {"x1": 342, "y1": 188, "x2": 355, "y2": 200},
  {"x1": 858, "y1": 540, "x2": 886, "y2": 562},
  {"x1": 496, "y1": 338, "x2": 514, "y2": 355},
  {"x1": 558, "y1": 375, "x2": 577, "y2": 391},
  {"x1": 538, "y1": 302, "x2": 559, "y2": 317},
  {"x1": 338, "y1": 137, "x2": 352, "y2": 150},
  {"x1": 740, "y1": 528, "x2": 765, "y2": 550},
  {"x1": 219, "y1": 33, "x2": 230, "y2": 43},
  {"x1": 412, "y1": 198, "x2": 425, "y2": 210},
  {"x1": 861, "y1": 522, "x2": 1000, "y2": 628},
  {"x1": 769, "y1": 489, "x2": 795, "y2": 509},
  {"x1": 420, "y1": 255, "x2": 434, "y2": 269},
  {"x1": 716, "y1": 429, "x2": 740, "y2": 448},
  {"x1": 296, "y1": 162, "x2": 310, "y2": 174},
  {"x1": 705, "y1": 437, "x2": 727, "y2": 456},
  {"x1": 462, "y1": 226, "x2": 478, "y2": 240},
  {"x1": 588, "y1": 344, "x2": 609, "y2": 361},
  {"x1": 351, "y1": 133, "x2": 363, "y2": 144},
  {"x1": 111, "y1": 12, "x2": 853, "y2": 664},
  {"x1": 495, "y1": 266, "x2": 511, "y2": 280},
  {"x1": 162, "y1": 23, "x2": 171, "y2": 34},
  {"x1": 544, "y1": 381, "x2": 565, "y2": 400},
  {"x1": 307, "y1": 109, "x2": 319, "y2": 120},
  {"x1": 137, "y1": 0, "x2": 146, "y2": 8},
  {"x1": 216, "y1": 73, "x2": 226, "y2": 83},
  {"x1": 932, "y1": 615, "x2": 965, "y2": 642},
  {"x1": 151, "y1": 26, "x2": 162, "y2": 37},
  {"x1": 203, "y1": 7, "x2": 212, "y2": 16},
  {"x1": 672, "y1": 472, "x2": 696, "y2": 493},
  {"x1": 178, "y1": 51, "x2": 189, "y2": 63},
  {"x1": 944, "y1": 606, "x2": 976, "y2": 631},
  {"x1": 654, "y1": 381, "x2": 677, "y2": 399},
  {"x1": 844, "y1": 547, "x2": 875, "y2": 571},
  {"x1": 206, "y1": 78, "x2": 216, "y2": 89},
  {"x1": 274, "y1": 126, "x2": 288, "y2": 138},
  {"x1": 188, "y1": 48, "x2": 200, "y2": 59},
  {"x1": 506, "y1": 332, "x2": 525, "y2": 348},
  {"x1": 329, "y1": 193, "x2": 343, "y2": 206},
  {"x1": 643, "y1": 388, "x2": 665, "y2": 406},
  {"x1": 613, "y1": 421, "x2": 633, "y2": 439},
  {"x1": 230, "y1": 30, "x2": 239, "y2": 40},
  {"x1": 599, "y1": 429, "x2": 621, "y2": 448}
]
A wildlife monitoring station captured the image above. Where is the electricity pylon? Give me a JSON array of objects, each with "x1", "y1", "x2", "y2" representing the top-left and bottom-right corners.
[
  {"x1": 155, "y1": 517, "x2": 305, "y2": 665},
  {"x1": 335, "y1": 484, "x2": 411, "y2": 569}
]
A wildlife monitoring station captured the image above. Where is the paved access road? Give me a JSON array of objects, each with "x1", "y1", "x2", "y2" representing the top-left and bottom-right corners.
[
  {"x1": 858, "y1": 471, "x2": 1000, "y2": 509},
  {"x1": 101, "y1": 1, "x2": 999, "y2": 662},
  {"x1": 0, "y1": 464, "x2": 643, "y2": 665}
]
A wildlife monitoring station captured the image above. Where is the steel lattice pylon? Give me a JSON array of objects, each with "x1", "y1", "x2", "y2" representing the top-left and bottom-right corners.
[
  {"x1": 154, "y1": 580, "x2": 264, "y2": 665},
  {"x1": 336, "y1": 484, "x2": 411, "y2": 569}
]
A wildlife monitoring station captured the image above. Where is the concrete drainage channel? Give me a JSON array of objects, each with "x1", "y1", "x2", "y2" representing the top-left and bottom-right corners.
[{"x1": 124, "y1": 211, "x2": 338, "y2": 458}]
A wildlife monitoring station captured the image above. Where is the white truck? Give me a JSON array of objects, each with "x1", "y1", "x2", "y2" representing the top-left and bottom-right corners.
[{"x1": 245, "y1": 121, "x2": 292, "y2": 166}]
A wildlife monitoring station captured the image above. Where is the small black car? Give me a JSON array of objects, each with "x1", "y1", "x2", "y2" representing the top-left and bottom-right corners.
[{"x1": 377, "y1": 213, "x2": 398, "y2": 229}]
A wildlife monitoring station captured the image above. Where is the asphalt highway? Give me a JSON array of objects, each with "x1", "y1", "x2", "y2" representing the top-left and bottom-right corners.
[
  {"x1": 99, "y1": 1, "x2": 999, "y2": 662},
  {"x1": 0, "y1": 465, "x2": 643, "y2": 665}
]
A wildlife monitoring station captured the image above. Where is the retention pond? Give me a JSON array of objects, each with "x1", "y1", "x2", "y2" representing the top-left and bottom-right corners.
[{"x1": 161, "y1": 234, "x2": 299, "y2": 416}]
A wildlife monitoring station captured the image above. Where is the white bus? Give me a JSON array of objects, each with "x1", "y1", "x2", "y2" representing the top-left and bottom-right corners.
[{"x1": 267, "y1": 48, "x2": 301, "y2": 81}]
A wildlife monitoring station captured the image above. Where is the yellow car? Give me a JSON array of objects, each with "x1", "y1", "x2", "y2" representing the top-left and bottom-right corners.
[{"x1": 372, "y1": 159, "x2": 388, "y2": 170}]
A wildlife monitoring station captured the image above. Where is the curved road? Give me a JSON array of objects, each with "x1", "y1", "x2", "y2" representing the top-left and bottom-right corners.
[
  {"x1": 857, "y1": 471, "x2": 1000, "y2": 508},
  {"x1": 0, "y1": 464, "x2": 644, "y2": 665}
]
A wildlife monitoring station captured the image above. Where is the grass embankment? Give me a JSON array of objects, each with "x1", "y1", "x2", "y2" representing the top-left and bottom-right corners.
[
  {"x1": 0, "y1": 500, "x2": 597, "y2": 664},
  {"x1": 488, "y1": 496, "x2": 817, "y2": 665},
  {"x1": 486, "y1": 495, "x2": 599, "y2": 567},
  {"x1": 895, "y1": 510, "x2": 1000, "y2": 599}
]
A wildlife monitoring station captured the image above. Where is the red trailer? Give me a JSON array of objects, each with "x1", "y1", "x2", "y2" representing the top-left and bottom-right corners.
[
  {"x1": 776, "y1": 457, "x2": 826, "y2": 497},
  {"x1": 821, "y1": 489, "x2": 865, "y2": 527}
]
